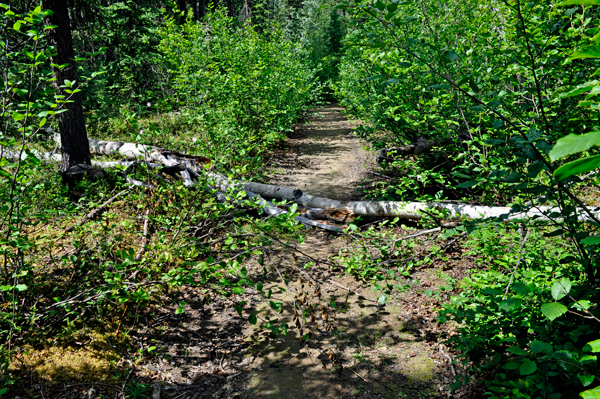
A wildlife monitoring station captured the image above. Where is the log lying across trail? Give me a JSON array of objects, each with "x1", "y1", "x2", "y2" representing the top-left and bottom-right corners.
[
  {"x1": 5, "y1": 141, "x2": 345, "y2": 232},
  {"x1": 8, "y1": 137, "x2": 600, "y2": 225},
  {"x1": 242, "y1": 181, "x2": 600, "y2": 222}
]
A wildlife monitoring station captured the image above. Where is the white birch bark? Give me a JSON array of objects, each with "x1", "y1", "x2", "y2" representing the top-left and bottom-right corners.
[{"x1": 8, "y1": 138, "x2": 600, "y2": 224}]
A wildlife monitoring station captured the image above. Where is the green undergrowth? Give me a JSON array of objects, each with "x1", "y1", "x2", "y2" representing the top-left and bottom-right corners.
[
  {"x1": 336, "y1": 216, "x2": 600, "y2": 398},
  {"x1": 2, "y1": 159, "x2": 311, "y2": 395},
  {"x1": 0, "y1": 6, "x2": 320, "y2": 397}
]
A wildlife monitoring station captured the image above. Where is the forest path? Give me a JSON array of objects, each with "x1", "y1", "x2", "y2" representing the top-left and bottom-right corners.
[
  {"x1": 133, "y1": 105, "x2": 457, "y2": 399},
  {"x1": 266, "y1": 103, "x2": 374, "y2": 200}
]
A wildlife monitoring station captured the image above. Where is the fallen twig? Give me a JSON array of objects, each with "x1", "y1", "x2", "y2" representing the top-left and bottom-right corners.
[
  {"x1": 329, "y1": 280, "x2": 379, "y2": 304},
  {"x1": 134, "y1": 209, "x2": 151, "y2": 261},
  {"x1": 65, "y1": 189, "x2": 128, "y2": 232},
  {"x1": 389, "y1": 227, "x2": 441, "y2": 255},
  {"x1": 439, "y1": 346, "x2": 456, "y2": 377},
  {"x1": 503, "y1": 225, "x2": 531, "y2": 299},
  {"x1": 368, "y1": 171, "x2": 400, "y2": 181}
]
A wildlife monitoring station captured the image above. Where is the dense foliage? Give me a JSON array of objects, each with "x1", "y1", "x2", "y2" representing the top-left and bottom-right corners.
[
  {"x1": 332, "y1": 0, "x2": 600, "y2": 397},
  {"x1": 156, "y1": 9, "x2": 318, "y2": 165},
  {"x1": 3, "y1": 0, "x2": 600, "y2": 397}
]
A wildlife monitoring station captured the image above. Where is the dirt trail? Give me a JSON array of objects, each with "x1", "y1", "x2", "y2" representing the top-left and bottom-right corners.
[
  {"x1": 267, "y1": 103, "x2": 373, "y2": 200},
  {"x1": 129, "y1": 105, "x2": 458, "y2": 399}
]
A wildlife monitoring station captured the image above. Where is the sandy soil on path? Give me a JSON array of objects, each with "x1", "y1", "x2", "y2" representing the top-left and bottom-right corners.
[{"x1": 266, "y1": 103, "x2": 374, "y2": 200}]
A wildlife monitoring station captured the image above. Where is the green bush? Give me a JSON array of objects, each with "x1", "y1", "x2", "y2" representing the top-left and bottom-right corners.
[
  {"x1": 156, "y1": 9, "x2": 319, "y2": 168},
  {"x1": 333, "y1": 0, "x2": 600, "y2": 397}
]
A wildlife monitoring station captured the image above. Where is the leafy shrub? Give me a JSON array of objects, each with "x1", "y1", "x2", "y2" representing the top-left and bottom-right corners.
[
  {"x1": 333, "y1": 0, "x2": 600, "y2": 397},
  {"x1": 156, "y1": 8, "x2": 319, "y2": 169}
]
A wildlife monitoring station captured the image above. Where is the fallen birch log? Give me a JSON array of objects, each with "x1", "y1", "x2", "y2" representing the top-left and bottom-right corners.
[
  {"x1": 243, "y1": 181, "x2": 600, "y2": 223},
  {"x1": 10, "y1": 138, "x2": 600, "y2": 224},
  {"x1": 84, "y1": 139, "x2": 600, "y2": 223},
  {"x1": 3, "y1": 145, "x2": 344, "y2": 232},
  {"x1": 376, "y1": 138, "x2": 454, "y2": 163}
]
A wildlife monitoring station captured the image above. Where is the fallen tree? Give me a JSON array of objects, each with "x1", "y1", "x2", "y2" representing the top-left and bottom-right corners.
[
  {"x1": 3, "y1": 144, "x2": 345, "y2": 232},
  {"x1": 6, "y1": 138, "x2": 600, "y2": 225},
  {"x1": 375, "y1": 137, "x2": 454, "y2": 164}
]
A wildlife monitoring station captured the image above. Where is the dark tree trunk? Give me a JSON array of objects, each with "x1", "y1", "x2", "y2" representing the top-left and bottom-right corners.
[
  {"x1": 45, "y1": 0, "x2": 91, "y2": 174},
  {"x1": 192, "y1": 0, "x2": 198, "y2": 20}
]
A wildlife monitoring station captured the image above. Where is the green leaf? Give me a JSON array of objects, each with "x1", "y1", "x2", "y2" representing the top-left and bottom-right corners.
[
  {"x1": 531, "y1": 340, "x2": 554, "y2": 355},
  {"x1": 511, "y1": 282, "x2": 530, "y2": 295},
  {"x1": 554, "y1": 154, "x2": 600, "y2": 181},
  {"x1": 558, "y1": 82, "x2": 599, "y2": 99},
  {"x1": 571, "y1": 44, "x2": 600, "y2": 60},
  {"x1": 558, "y1": 0, "x2": 600, "y2": 5},
  {"x1": 544, "y1": 229, "x2": 564, "y2": 238},
  {"x1": 456, "y1": 180, "x2": 478, "y2": 188},
  {"x1": 15, "y1": 284, "x2": 27, "y2": 292},
  {"x1": 581, "y1": 386, "x2": 600, "y2": 399},
  {"x1": 573, "y1": 300, "x2": 592, "y2": 311},
  {"x1": 550, "y1": 132, "x2": 600, "y2": 161},
  {"x1": 551, "y1": 277, "x2": 572, "y2": 300},
  {"x1": 520, "y1": 360, "x2": 537, "y2": 375},
  {"x1": 382, "y1": 78, "x2": 400, "y2": 86},
  {"x1": 233, "y1": 304, "x2": 243, "y2": 317},
  {"x1": 582, "y1": 236, "x2": 600, "y2": 245},
  {"x1": 443, "y1": 50, "x2": 458, "y2": 62},
  {"x1": 218, "y1": 278, "x2": 231, "y2": 286},
  {"x1": 541, "y1": 302, "x2": 568, "y2": 320},
  {"x1": 527, "y1": 161, "x2": 546, "y2": 178},
  {"x1": 499, "y1": 298, "x2": 522, "y2": 312},
  {"x1": 378, "y1": 294, "x2": 387, "y2": 305},
  {"x1": 578, "y1": 374, "x2": 595, "y2": 387},
  {"x1": 503, "y1": 361, "x2": 520, "y2": 369},
  {"x1": 270, "y1": 300, "x2": 282, "y2": 313},
  {"x1": 248, "y1": 313, "x2": 257, "y2": 325},
  {"x1": 11, "y1": 112, "x2": 25, "y2": 121},
  {"x1": 483, "y1": 288, "x2": 503, "y2": 295},
  {"x1": 585, "y1": 339, "x2": 600, "y2": 353},
  {"x1": 507, "y1": 347, "x2": 527, "y2": 356},
  {"x1": 581, "y1": 354, "x2": 597, "y2": 363}
]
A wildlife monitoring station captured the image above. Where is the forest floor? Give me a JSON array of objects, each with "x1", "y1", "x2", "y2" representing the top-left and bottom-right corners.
[
  {"x1": 19, "y1": 105, "x2": 473, "y2": 399},
  {"x1": 121, "y1": 104, "x2": 469, "y2": 399}
]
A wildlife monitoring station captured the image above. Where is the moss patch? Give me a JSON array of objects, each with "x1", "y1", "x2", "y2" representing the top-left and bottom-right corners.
[{"x1": 12, "y1": 331, "x2": 127, "y2": 383}]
